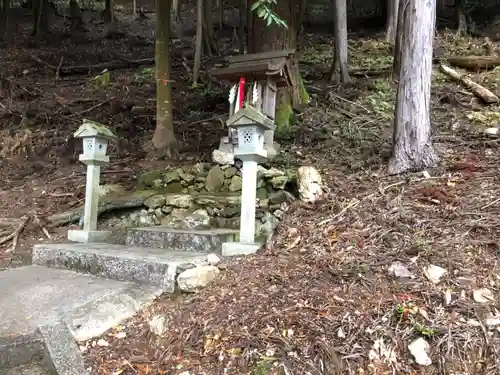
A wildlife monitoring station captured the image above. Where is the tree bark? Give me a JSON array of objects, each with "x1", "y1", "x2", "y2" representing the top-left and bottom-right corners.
[
  {"x1": 172, "y1": 0, "x2": 180, "y2": 22},
  {"x1": 103, "y1": 0, "x2": 114, "y2": 23},
  {"x1": 329, "y1": 0, "x2": 351, "y2": 84},
  {"x1": 455, "y1": 0, "x2": 467, "y2": 37},
  {"x1": 154, "y1": 0, "x2": 177, "y2": 157},
  {"x1": 385, "y1": 0, "x2": 399, "y2": 43},
  {"x1": 202, "y1": 0, "x2": 217, "y2": 56},
  {"x1": 238, "y1": 0, "x2": 246, "y2": 53},
  {"x1": 248, "y1": 0, "x2": 307, "y2": 133},
  {"x1": 33, "y1": 0, "x2": 49, "y2": 39},
  {"x1": 388, "y1": 0, "x2": 438, "y2": 175},
  {"x1": 392, "y1": 0, "x2": 405, "y2": 79},
  {"x1": 0, "y1": 0, "x2": 9, "y2": 40},
  {"x1": 192, "y1": 0, "x2": 203, "y2": 84}
]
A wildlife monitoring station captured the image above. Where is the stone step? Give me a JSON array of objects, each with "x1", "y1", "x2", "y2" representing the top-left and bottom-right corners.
[
  {"x1": 32, "y1": 243, "x2": 211, "y2": 291},
  {"x1": 126, "y1": 227, "x2": 239, "y2": 254}
]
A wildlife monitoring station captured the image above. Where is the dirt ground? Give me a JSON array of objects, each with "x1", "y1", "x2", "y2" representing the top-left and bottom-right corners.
[{"x1": 3, "y1": 3, "x2": 500, "y2": 375}]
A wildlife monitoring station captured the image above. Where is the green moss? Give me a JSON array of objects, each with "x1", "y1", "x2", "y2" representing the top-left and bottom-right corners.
[
  {"x1": 275, "y1": 101, "x2": 293, "y2": 136},
  {"x1": 137, "y1": 169, "x2": 166, "y2": 189},
  {"x1": 298, "y1": 75, "x2": 310, "y2": 104}
]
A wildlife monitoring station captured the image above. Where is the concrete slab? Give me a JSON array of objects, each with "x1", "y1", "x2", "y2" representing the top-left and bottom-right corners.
[
  {"x1": 0, "y1": 266, "x2": 162, "y2": 341},
  {"x1": 126, "y1": 227, "x2": 239, "y2": 253},
  {"x1": 0, "y1": 266, "x2": 162, "y2": 374},
  {"x1": 222, "y1": 242, "x2": 262, "y2": 256},
  {"x1": 32, "y1": 243, "x2": 210, "y2": 290}
]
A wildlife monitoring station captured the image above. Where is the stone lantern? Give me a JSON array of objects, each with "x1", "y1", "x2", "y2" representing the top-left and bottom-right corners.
[
  {"x1": 67, "y1": 119, "x2": 117, "y2": 244},
  {"x1": 211, "y1": 50, "x2": 295, "y2": 256}
]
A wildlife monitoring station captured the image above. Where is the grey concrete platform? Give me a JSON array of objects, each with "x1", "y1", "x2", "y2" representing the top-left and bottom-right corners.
[
  {"x1": 0, "y1": 266, "x2": 164, "y2": 374},
  {"x1": 126, "y1": 227, "x2": 239, "y2": 253},
  {"x1": 32, "y1": 243, "x2": 210, "y2": 291}
]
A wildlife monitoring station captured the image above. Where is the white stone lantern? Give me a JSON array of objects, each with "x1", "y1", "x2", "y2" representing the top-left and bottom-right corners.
[
  {"x1": 67, "y1": 119, "x2": 117, "y2": 244},
  {"x1": 221, "y1": 106, "x2": 274, "y2": 256}
]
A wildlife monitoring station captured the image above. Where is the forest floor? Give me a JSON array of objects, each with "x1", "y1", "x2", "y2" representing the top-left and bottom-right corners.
[{"x1": 2, "y1": 3, "x2": 500, "y2": 375}]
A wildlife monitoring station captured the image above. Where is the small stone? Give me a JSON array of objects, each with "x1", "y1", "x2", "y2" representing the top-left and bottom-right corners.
[
  {"x1": 270, "y1": 175, "x2": 289, "y2": 189},
  {"x1": 457, "y1": 276, "x2": 475, "y2": 288},
  {"x1": 164, "y1": 170, "x2": 180, "y2": 183},
  {"x1": 152, "y1": 179, "x2": 164, "y2": 189},
  {"x1": 206, "y1": 166, "x2": 225, "y2": 193},
  {"x1": 154, "y1": 208, "x2": 164, "y2": 218},
  {"x1": 258, "y1": 166, "x2": 284, "y2": 178},
  {"x1": 485, "y1": 127, "x2": 499, "y2": 136},
  {"x1": 259, "y1": 198, "x2": 269, "y2": 209},
  {"x1": 473, "y1": 288, "x2": 495, "y2": 303},
  {"x1": 161, "y1": 205, "x2": 173, "y2": 214},
  {"x1": 424, "y1": 264, "x2": 447, "y2": 284},
  {"x1": 297, "y1": 166, "x2": 323, "y2": 203},
  {"x1": 177, "y1": 265, "x2": 220, "y2": 292},
  {"x1": 179, "y1": 169, "x2": 196, "y2": 183},
  {"x1": 205, "y1": 253, "x2": 221, "y2": 265},
  {"x1": 212, "y1": 149, "x2": 234, "y2": 165},
  {"x1": 256, "y1": 187, "x2": 268, "y2": 200},
  {"x1": 408, "y1": 338, "x2": 432, "y2": 366},
  {"x1": 219, "y1": 206, "x2": 240, "y2": 218},
  {"x1": 228, "y1": 175, "x2": 243, "y2": 192},
  {"x1": 389, "y1": 262, "x2": 414, "y2": 279},
  {"x1": 144, "y1": 195, "x2": 166, "y2": 209},
  {"x1": 224, "y1": 167, "x2": 237, "y2": 178},
  {"x1": 274, "y1": 209, "x2": 285, "y2": 219},
  {"x1": 149, "y1": 315, "x2": 168, "y2": 337},
  {"x1": 115, "y1": 331, "x2": 127, "y2": 339},
  {"x1": 269, "y1": 190, "x2": 289, "y2": 205},
  {"x1": 421, "y1": 170, "x2": 431, "y2": 179},
  {"x1": 164, "y1": 194, "x2": 193, "y2": 208},
  {"x1": 97, "y1": 339, "x2": 109, "y2": 347},
  {"x1": 486, "y1": 315, "x2": 500, "y2": 327},
  {"x1": 337, "y1": 327, "x2": 346, "y2": 339}
]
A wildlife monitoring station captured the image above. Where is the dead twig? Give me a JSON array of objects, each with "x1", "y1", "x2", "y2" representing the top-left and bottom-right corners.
[{"x1": 1, "y1": 215, "x2": 29, "y2": 253}]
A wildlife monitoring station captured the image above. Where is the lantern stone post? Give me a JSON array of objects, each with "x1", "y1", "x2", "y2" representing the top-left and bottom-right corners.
[
  {"x1": 221, "y1": 107, "x2": 274, "y2": 256},
  {"x1": 67, "y1": 119, "x2": 117, "y2": 243}
]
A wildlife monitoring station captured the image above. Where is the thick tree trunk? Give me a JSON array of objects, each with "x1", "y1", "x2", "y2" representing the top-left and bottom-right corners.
[
  {"x1": 192, "y1": 0, "x2": 203, "y2": 84},
  {"x1": 388, "y1": 0, "x2": 438, "y2": 175},
  {"x1": 154, "y1": 0, "x2": 177, "y2": 157},
  {"x1": 392, "y1": 0, "x2": 404, "y2": 79},
  {"x1": 172, "y1": 0, "x2": 180, "y2": 21},
  {"x1": 455, "y1": 0, "x2": 467, "y2": 37},
  {"x1": 385, "y1": 0, "x2": 399, "y2": 43},
  {"x1": 329, "y1": 0, "x2": 351, "y2": 84},
  {"x1": 249, "y1": 0, "x2": 308, "y2": 133},
  {"x1": 103, "y1": 0, "x2": 114, "y2": 23}
]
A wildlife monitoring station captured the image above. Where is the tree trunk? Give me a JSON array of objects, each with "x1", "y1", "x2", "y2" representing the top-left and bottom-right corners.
[
  {"x1": 192, "y1": 0, "x2": 203, "y2": 84},
  {"x1": 238, "y1": 0, "x2": 246, "y2": 53},
  {"x1": 154, "y1": 0, "x2": 177, "y2": 157},
  {"x1": 388, "y1": 0, "x2": 438, "y2": 175},
  {"x1": 455, "y1": 0, "x2": 467, "y2": 37},
  {"x1": 203, "y1": 0, "x2": 217, "y2": 56},
  {"x1": 248, "y1": 0, "x2": 308, "y2": 134},
  {"x1": 0, "y1": 0, "x2": 8, "y2": 41},
  {"x1": 33, "y1": 0, "x2": 49, "y2": 39},
  {"x1": 172, "y1": 0, "x2": 180, "y2": 22},
  {"x1": 392, "y1": 0, "x2": 405, "y2": 79},
  {"x1": 329, "y1": 0, "x2": 351, "y2": 84},
  {"x1": 385, "y1": 0, "x2": 399, "y2": 43},
  {"x1": 103, "y1": 0, "x2": 114, "y2": 23}
]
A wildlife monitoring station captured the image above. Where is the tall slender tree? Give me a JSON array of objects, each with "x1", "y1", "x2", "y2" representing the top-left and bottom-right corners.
[
  {"x1": 153, "y1": 0, "x2": 177, "y2": 157},
  {"x1": 388, "y1": 0, "x2": 438, "y2": 174},
  {"x1": 329, "y1": 0, "x2": 351, "y2": 84}
]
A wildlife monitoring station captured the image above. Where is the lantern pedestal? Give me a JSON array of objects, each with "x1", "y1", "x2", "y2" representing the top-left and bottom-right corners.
[{"x1": 222, "y1": 154, "x2": 263, "y2": 256}]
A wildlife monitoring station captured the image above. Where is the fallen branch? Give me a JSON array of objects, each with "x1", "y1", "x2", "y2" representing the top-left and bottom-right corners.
[
  {"x1": 439, "y1": 64, "x2": 499, "y2": 104},
  {"x1": 33, "y1": 214, "x2": 52, "y2": 240},
  {"x1": 444, "y1": 55, "x2": 500, "y2": 71},
  {"x1": 45, "y1": 191, "x2": 157, "y2": 227},
  {"x1": 0, "y1": 215, "x2": 29, "y2": 253},
  {"x1": 32, "y1": 56, "x2": 155, "y2": 76}
]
